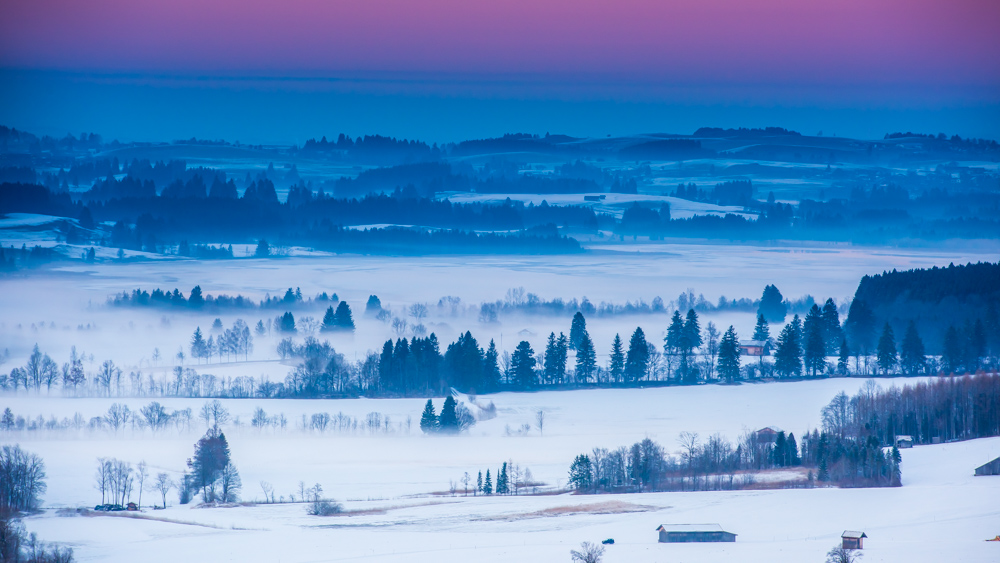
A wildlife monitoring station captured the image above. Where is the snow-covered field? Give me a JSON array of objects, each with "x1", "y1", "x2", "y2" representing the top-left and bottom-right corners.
[{"x1": 4, "y1": 380, "x2": 999, "y2": 562}]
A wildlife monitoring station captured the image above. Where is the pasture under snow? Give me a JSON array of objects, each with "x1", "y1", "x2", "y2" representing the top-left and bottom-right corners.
[{"x1": 4, "y1": 380, "x2": 999, "y2": 562}]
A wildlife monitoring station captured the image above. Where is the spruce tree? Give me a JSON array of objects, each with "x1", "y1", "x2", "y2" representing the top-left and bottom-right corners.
[
  {"x1": 419, "y1": 399, "x2": 438, "y2": 434},
  {"x1": 543, "y1": 333, "x2": 558, "y2": 384},
  {"x1": 476, "y1": 471, "x2": 482, "y2": 496},
  {"x1": 773, "y1": 431, "x2": 787, "y2": 466},
  {"x1": 496, "y1": 463, "x2": 508, "y2": 495},
  {"x1": 900, "y1": 321, "x2": 925, "y2": 376},
  {"x1": 438, "y1": 395, "x2": 459, "y2": 433},
  {"x1": 802, "y1": 305, "x2": 827, "y2": 376},
  {"x1": 717, "y1": 326, "x2": 741, "y2": 382},
  {"x1": 333, "y1": 301, "x2": 355, "y2": 331},
  {"x1": 786, "y1": 433, "x2": 800, "y2": 466},
  {"x1": 681, "y1": 309, "x2": 702, "y2": 382},
  {"x1": 511, "y1": 341, "x2": 536, "y2": 389},
  {"x1": 758, "y1": 284, "x2": 787, "y2": 323},
  {"x1": 821, "y1": 298, "x2": 843, "y2": 353},
  {"x1": 609, "y1": 334, "x2": 625, "y2": 382},
  {"x1": 321, "y1": 306, "x2": 337, "y2": 332},
  {"x1": 942, "y1": 325, "x2": 962, "y2": 374},
  {"x1": 569, "y1": 311, "x2": 587, "y2": 351},
  {"x1": 575, "y1": 331, "x2": 597, "y2": 383},
  {"x1": 665, "y1": 310, "x2": 685, "y2": 379},
  {"x1": 555, "y1": 333, "x2": 569, "y2": 383},
  {"x1": 876, "y1": 322, "x2": 897, "y2": 375},
  {"x1": 624, "y1": 327, "x2": 650, "y2": 382},
  {"x1": 752, "y1": 313, "x2": 770, "y2": 343},
  {"x1": 483, "y1": 469, "x2": 493, "y2": 495},
  {"x1": 837, "y1": 338, "x2": 850, "y2": 375},
  {"x1": 191, "y1": 327, "x2": 207, "y2": 363},
  {"x1": 189, "y1": 285, "x2": 205, "y2": 308},
  {"x1": 774, "y1": 322, "x2": 802, "y2": 377},
  {"x1": 483, "y1": 339, "x2": 501, "y2": 392}
]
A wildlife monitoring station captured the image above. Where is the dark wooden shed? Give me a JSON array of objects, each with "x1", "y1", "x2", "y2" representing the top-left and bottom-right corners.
[
  {"x1": 656, "y1": 524, "x2": 736, "y2": 543},
  {"x1": 842, "y1": 530, "x2": 867, "y2": 549},
  {"x1": 975, "y1": 456, "x2": 1000, "y2": 476}
]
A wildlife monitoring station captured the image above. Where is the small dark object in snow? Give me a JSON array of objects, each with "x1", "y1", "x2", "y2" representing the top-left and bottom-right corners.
[{"x1": 602, "y1": 538, "x2": 615, "y2": 545}]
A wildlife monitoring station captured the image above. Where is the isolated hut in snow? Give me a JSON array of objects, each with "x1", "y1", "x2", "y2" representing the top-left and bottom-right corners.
[
  {"x1": 656, "y1": 524, "x2": 736, "y2": 543},
  {"x1": 841, "y1": 530, "x2": 867, "y2": 549}
]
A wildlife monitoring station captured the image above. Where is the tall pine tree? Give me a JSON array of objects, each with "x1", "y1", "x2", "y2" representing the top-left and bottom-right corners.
[
  {"x1": 624, "y1": 327, "x2": 650, "y2": 382},
  {"x1": 876, "y1": 322, "x2": 897, "y2": 375},
  {"x1": 717, "y1": 326, "x2": 741, "y2": 382},
  {"x1": 609, "y1": 334, "x2": 625, "y2": 382},
  {"x1": 419, "y1": 399, "x2": 438, "y2": 434},
  {"x1": 900, "y1": 321, "x2": 925, "y2": 376},
  {"x1": 575, "y1": 331, "x2": 597, "y2": 383},
  {"x1": 774, "y1": 322, "x2": 802, "y2": 377},
  {"x1": 569, "y1": 312, "x2": 587, "y2": 351}
]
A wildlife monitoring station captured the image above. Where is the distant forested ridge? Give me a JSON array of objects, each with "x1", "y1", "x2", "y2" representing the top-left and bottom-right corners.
[{"x1": 846, "y1": 262, "x2": 1000, "y2": 355}]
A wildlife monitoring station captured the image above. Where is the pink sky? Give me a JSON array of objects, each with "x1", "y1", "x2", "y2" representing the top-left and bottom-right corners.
[{"x1": 2, "y1": 0, "x2": 998, "y2": 89}]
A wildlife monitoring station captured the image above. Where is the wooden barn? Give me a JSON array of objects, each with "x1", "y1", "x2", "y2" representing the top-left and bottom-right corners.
[
  {"x1": 974, "y1": 456, "x2": 1000, "y2": 476},
  {"x1": 656, "y1": 524, "x2": 737, "y2": 543},
  {"x1": 895, "y1": 435, "x2": 914, "y2": 448},
  {"x1": 739, "y1": 340, "x2": 767, "y2": 357},
  {"x1": 841, "y1": 530, "x2": 867, "y2": 549}
]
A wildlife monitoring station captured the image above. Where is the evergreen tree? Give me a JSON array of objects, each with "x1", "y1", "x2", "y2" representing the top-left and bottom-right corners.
[
  {"x1": 624, "y1": 327, "x2": 650, "y2": 382},
  {"x1": 496, "y1": 462, "x2": 508, "y2": 495},
  {"x1": 320, "y1": 306, "x2": 337, "y2": 332},
  {"x1": 419, "y1": 399, "x2": 438, "y2": 434},
  {"x1": 365, "y1": 295, "x2": 382, "y2": 315},
  {"x1": 511, "y1": 341, "x2": 537, "y2": 389},
  {"x1": 752, "y1": 312, "x2": 770, "y2": 344},
  {"x1": 786, "y1": 433, "x2": 800, "y2": 466},
  {"x1": 773, "y1": 431, "x2": 787, "y2": 466},
  {"x1": 543, "y1": 332, "x2": 567, "y2": 384},
  {"x1": 717, "y1": 326, "x2": 741, "y2": 382},
  {"x1": 568, "y1": 454, "x2": 593, "y2": 490},
  {"x1": 476, "y1": 471, "x2": 482, "y2": 496},
  {"x1": 191, "y1": 327, "x2": 207, "y2": 363},
  {"x1": 609, "y1": 334, "x2": 625, "y2": 382},
  {"x1": 254, "y1": 239, "x2": 270, "y2": 257},
  {"x1": 575, "y1": 331, "x2": 597, "y2": 383},
  {"x1": 279, "y1": 312, "x2": 296, "y2": 333},
  {"x1": 482, "y1": 339, "x2": 501, "y2": 392},
  {"x1": 681, "y1": 309, "x2": 702, "y2": 382},
  {"x1": 438, "y1": 395, "x2": 459, "y2": 433},
  {"x1": 483, "y1": 469, "x2": 493, "y2": 495},
  {"x1": 802, "y1": 305, "x2": 827, "y2": 376},
  {"x1": 758, "y1": 284, "x2": 787, "y2": 322},
  {"x1": 942, "y1": 325, "x2": 962, "y2": 374},
  {"x1": 774, "y1": 322, "x2": 802, "y2": 377},
  {"x1": 845, "y1": 298, "x2": 876, "y2": 354},
  {"x1": 189, "y1": 285, "x2": 205, "y2": 308},
  {"x1": 837, "y1": 338, "x2": 850, "y2": 375},
  {"x1": 665, "y1": 310, "x2": 685, "y2": 378},
  {"x1": 187, "y1": 426, "x2": 232, "y2": 502},
  {"x1": 900, "y1": 321, "x2": 925, "y2": 376},
  {"x1": 967, "y1": 319, "x2": 987, "y2": 372},
  {"x1": 876, "y1": 322, "x2": 897, "y2": 375},
  {"x1": 569, "y1": 311, "x2": 587, "y2": 351},
  {"x1": 821, "y1": 298, "x2": 843, "y2": 353},
  {"x1": 333, "y1": 301, "x2": 355, "y2": 331}
]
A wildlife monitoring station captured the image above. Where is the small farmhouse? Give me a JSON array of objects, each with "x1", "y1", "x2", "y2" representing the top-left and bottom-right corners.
[
  {"x1": 754, "y1": 426, "x2": 782, "y2": 443},
  {"x1": 974, "y1": 456, "x2": 1000, "y2": 476},
  {"x1": 739, "y1": 339, "x2": 767, "y2": 356},
  {"x1": 656, "y1": 524, "x2": 736, "y2": 543},
  {"x1": 895, "y1": 435, "x2": 914, "y2": 449},
  {"x1": 841, "y1": 530, "x2": 867, "y2": 549}
]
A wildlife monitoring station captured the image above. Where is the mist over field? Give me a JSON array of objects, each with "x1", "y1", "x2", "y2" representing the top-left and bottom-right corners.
[{"x1": 2, "y1": 0, "x2": 1000, "y2": 562}]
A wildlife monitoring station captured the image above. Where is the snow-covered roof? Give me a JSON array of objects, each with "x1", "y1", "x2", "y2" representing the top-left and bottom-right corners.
[
  {"x1": 657, "y1": 524, "x2": 726, "y2": 533},
  {"x1": 740, "y1": 340, "x2": 766, "y2": 347},
  {"x1": 842, "y1": 530, "x2": 867, "y2": 539}
]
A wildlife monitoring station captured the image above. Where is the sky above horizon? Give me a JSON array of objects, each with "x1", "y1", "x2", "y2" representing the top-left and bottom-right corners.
[{"x1": 2, "y1": 0, "x2": 999, "y2": 143}]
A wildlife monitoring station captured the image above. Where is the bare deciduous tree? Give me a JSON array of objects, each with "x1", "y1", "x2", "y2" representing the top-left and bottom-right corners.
[
  {"x1": 535, "y1": 410, "x2": 545, "y2": 436},
  {"x1": 152, "y1": 472, "x2": 173, "y2": 509},
  {"x1": 570, "y1": 542, "x2": 605, "y2": 563}
]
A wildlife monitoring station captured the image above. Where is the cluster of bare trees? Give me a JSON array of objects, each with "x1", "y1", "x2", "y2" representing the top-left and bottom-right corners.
[
  {"x1": 94, "y1": 458, "x2": 143, "y2": 507},
  {"x1": 0, "y1": 445, "x2": 47, "y2": 512}
]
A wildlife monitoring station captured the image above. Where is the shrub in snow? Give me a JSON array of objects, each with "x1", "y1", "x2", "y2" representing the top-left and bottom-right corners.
[{"x1": 307, "y1": 499, "x2": 343, "y2": 516}]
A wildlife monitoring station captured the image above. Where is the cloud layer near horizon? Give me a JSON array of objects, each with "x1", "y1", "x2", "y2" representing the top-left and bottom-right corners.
[{"x1": 3, "y1": 0, "x2": 998, "y2": 91}]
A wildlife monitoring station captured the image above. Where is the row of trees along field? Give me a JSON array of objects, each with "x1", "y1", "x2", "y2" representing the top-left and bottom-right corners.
[
  {"x1": 3, "y1": 298, "x2": 998, "y2": 399},
  {"x1": 567, "y1": 373, "x2": 998, "y2": 493}
]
